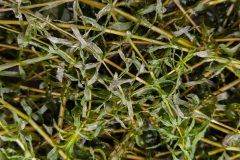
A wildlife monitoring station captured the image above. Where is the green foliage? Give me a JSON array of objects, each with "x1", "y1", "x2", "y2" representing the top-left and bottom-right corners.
[{"x1": 0, "y1": 0, "x2": 240, "y2": 159}]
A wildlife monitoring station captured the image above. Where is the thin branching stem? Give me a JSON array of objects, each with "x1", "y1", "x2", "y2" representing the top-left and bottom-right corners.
[
  {"x1": 173, "y1": 0, "x2": 202, "y2": 34},
  {"x1": 78, "y1": 0, "x2": 198, "y2": 49},
  {"x1": 0, "y1": 98, "x2": 68, "y2": 159}
]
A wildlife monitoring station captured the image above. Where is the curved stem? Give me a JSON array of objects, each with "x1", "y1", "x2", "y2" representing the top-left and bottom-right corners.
[
  {"x1": 0, "y1": 98, "x2": 68, "y2": 159},
  {"x1": 0, "y1": 20, "x2": 182, "y2": 50},
  {"x1": 78, "y1": 0, "x2": 197, "y2": 49}
]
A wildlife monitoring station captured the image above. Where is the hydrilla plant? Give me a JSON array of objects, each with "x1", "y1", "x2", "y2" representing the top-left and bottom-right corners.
[{"x1": 0, "y1": 0, "x2": 240, "y2": 159}]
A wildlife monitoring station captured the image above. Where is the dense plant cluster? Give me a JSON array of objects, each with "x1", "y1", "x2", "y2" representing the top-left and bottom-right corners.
[{"x1": 0, "y1": 0, "x2": 240, "y2": 159}]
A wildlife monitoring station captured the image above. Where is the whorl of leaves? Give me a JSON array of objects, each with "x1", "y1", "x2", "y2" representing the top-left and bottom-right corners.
[{"x1": 0, "y1": 0, "x2": 240, "y2": 159}]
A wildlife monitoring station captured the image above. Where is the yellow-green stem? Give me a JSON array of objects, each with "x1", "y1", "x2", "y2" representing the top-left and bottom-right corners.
[{"x1": 0, "y1": 98, "x2": 68, "y2": 159}]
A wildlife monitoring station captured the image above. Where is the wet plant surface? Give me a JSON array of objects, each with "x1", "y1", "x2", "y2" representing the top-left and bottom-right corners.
[{"x1": 0, "y1": 0, "x2": 240, "y2": 159}]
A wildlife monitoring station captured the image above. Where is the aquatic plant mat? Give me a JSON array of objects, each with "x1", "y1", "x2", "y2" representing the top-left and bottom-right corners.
[{"x1": 0, "y1": 0, "x2": 240, "y2": 159}]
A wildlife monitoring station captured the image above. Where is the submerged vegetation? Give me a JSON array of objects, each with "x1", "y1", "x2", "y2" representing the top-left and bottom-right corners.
[{"x1": 0, "y1": 0, "x2": 240, "y2": 159}]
